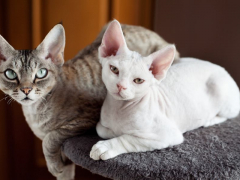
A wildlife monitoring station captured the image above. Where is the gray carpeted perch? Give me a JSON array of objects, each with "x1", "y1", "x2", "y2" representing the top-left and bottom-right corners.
[{"x1": 63, "y1": 116, "x2": 240, "y2": 180}]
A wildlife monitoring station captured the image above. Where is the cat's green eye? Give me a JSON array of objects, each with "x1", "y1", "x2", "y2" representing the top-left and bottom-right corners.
[
  {"x1": 110, "y1": 65, "x2": 119, "y2": 74},
  {"x1": 4, "y1": 69, "x2": 17, "y2": 80},
  {"x1": 134, "y1": 78, "x2": 145, "y2": 84},
  {"x1": 36, "y1": 68, "x2": 48, "y2": 79}
]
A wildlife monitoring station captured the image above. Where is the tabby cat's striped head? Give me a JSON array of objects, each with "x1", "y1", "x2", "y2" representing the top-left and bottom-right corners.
[{"x1": 0, "y1": 24, "x2": 65, "y2": 105}]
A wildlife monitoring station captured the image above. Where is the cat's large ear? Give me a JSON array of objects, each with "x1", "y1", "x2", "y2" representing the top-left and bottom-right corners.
[
  {"x1": 0, "y1": 35, "x2": 15, "y2": 65},
  {"x1": 147, "y1": 45, "x2": 176, "y2": 80},
  {"x1": 99, "y1": 20, "x2": 128, "y2": 60},
  {"x1": 36, "y1": 24, "x2": 65, "y2": 66}
]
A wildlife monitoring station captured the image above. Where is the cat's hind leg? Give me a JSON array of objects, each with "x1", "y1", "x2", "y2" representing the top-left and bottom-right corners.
[
  {"x1": 203, "y1": 116, "x2": 227, "y2": 127},
  {"x1": 96, "y1": 121, "x2": 116, "y2": 139},
  {"x1": 56, "y1": 152, "x2": 75, "y2": 180},
  {"x1": 57, "y1": 163, "x2": 75, "y2": 180},
  {"x1": 207, "y1": 71, "x2": 240, "y2": 120},
  {"x1": 43, "y1": 129, "x2": 79, "y2": 178}
]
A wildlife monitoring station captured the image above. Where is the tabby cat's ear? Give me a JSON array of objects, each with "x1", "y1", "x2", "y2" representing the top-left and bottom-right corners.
[
  {"x1": 99, "y1": 20, "x2": 128, "y2": 60},
  {"x1": 147, "y1": 45, "x2": 176, "y2": 80},
  {"x1": 0, "y1": 35, "x2": 15, "y2": 64},
  {"x1": 36, "y1": 24, "x2": 65, "y2": 66}
]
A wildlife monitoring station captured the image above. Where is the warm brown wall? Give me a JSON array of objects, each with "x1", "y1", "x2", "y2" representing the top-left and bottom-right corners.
[
  {"x1": 35, "y1": 0, "x2": 153, "y2": 61},
  {"x1": 154, "y1": 0, "x2": 240, "y2": 86},
  {"x1": 4, "y1": 0, "x2": 32, "y2": 49},
  {"x1": 112, "y1": 0, "x2": 154, "y2": 29},
  {"x1": 40, "y1": 0, "x2": 110, "y2": 61}
]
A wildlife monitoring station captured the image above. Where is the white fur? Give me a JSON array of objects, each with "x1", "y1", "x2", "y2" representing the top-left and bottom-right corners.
[{"x1": 90, "y1": 20, "x2": 240, "y2": 161}]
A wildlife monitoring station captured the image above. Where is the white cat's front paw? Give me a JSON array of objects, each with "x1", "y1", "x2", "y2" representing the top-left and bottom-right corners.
[{"x1": 90, "y1": 140, "x2": 119, "y2": 160}]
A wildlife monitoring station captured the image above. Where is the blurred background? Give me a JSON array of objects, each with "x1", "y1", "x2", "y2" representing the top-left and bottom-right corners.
[{"x1": 0, "y1": 0, "x2": 239, "y2": 179}]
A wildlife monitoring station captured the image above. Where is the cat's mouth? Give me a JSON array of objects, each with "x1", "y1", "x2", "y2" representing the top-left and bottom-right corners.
[
  {"x1": 112, "y1": 91, "x2": 133, "y2": 101},
  {"x1": 113, "y1": 92, "x2": 128, "y2": 100},
  {"x1": 22, "y1": 97, "x2": 33, "y2": 101},
  {"x1": 115, "y1": 92, "x2": 123, "y2": 98}
]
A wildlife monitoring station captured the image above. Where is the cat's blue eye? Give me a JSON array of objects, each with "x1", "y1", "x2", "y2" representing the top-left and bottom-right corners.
[
  {"x1": 4, "y1": 69, "x2": 17, "y2": 80},
  {"x1": 36, "y1": 68, "x2": 48, "y2": 79},
  {"x1": 134, "y1": 78, "x2": 145, "y2": 84}
]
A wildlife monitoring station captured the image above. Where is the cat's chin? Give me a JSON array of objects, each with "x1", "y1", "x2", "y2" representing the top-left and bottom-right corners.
[
  {"x1": 111, "y1": 93, "x2": 133, "y2": 101},
  {"x1": 18, "y1": 97, "x2": 36, "y2": 106}
]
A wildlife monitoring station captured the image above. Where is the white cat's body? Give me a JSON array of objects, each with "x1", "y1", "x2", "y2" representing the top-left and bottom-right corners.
[
  {"x1": 90, "y1": 20, "x2": 240, "y2": 161},
  {"x1": 101, "y1": 57, "x2": 239, "y2": 135},
  {"x1": 91, "y1": 58, "x2": 239, "y2": 160}
]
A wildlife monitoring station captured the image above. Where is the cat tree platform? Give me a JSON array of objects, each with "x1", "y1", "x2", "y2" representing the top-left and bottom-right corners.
[{"x1": 63, "y1": 116, "x2": 240, "y2": 180}]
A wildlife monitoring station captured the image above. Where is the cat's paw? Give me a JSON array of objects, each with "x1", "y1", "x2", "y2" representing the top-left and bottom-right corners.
[{"x1": 90, "y1": 140, "x2": 119, "y2": 160}]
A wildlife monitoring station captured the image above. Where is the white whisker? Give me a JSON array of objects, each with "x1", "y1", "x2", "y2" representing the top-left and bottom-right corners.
[
  {"x1": 7, "y1": 98, "x2": 14, "y2": 105},
  {"x1": 0, "y1": 95, "x2": 9, "y2": 102}
]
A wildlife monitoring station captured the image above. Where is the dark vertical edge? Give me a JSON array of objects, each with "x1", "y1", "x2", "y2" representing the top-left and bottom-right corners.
[
  {"x1": 138, "y1": 0, "x2": 154, "y2": 30},
  {"x1": 150, "y1": 0, "x2": 156, "y2": 31},
  {"x1": 153, "y1": 0, "x2": 158, "y2": 32},
  {"x1": 109, "y1": 0, "x2": 113, "y2": 21},
  {"x1": 0, "y1": 0, "x2": 8, "y2": 38},
  {"x1": 0, "y1": 0, "x2": 2, "y2": 34},
  {"x1": 0, "y1": 2, "x2": 10, "y2": 178},
  {"x1": 40, "y1": 0, "x2": 47, "y2": 40},
  {"x1": 1, "y1": 1, "x2": 14, "y2": 179},
  {"x1": 30, "y1": 0, "x2": 34, "y2": 49}
]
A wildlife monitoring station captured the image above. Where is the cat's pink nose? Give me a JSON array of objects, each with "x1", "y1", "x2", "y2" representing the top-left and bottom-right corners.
[
  {"x1": 117, "y1": 84, "x2": 127, "y2": 91},
  {"x1": 21, "y1": 87, "x2": 33, "y2": 95}
]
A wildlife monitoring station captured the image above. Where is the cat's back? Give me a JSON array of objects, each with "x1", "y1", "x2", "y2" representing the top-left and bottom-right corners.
[
  {"x1": 120, "y1": 24, "x2": 180, "y2": 59},
  {"x1": 162, "y1": 57, "x2": 231, "y2": 99},
  {"x1": 168, "y1": 57, "x2": 227, "y2": 82},
  {"x1": 62, "y1": 44, "x2": 106, "y2": 97},
  {"x1": 172, "y1": 57, "x2": 224, "y2": 70}
]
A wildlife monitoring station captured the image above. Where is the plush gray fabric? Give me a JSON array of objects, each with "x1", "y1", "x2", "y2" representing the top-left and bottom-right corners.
[{"x1": 63, "y1": 116, "x2": 240, "y2": 180}]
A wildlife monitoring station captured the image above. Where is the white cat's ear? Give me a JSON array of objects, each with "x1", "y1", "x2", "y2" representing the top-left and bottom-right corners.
[
  {"x1": 0, "y1": 35, "x2": 15, "y2": 64},
  {"x1": 99, "y1": 20, "x2": 128, "y2": 59},
  {"x1": 147, "y1": 45, "x2": 176, "y2": 80},
  {"x1": 36, "y1": 24, "x2": 65, "y2": 66}
]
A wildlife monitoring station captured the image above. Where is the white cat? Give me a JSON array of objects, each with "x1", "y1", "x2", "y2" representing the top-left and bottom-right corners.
[{"x1": 90, "y1": 20, "x2": 240, "y2": 161}]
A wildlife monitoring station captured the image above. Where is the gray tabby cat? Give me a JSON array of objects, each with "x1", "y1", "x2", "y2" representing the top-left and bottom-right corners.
[{"x1": 0, "y1": 23, "x2": 180, "y2": 180}]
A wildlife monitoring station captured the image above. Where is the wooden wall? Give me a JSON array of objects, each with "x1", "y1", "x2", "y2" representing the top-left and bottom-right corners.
[{"x1": 32, "y1": 0, "x2": 153, "y2": 61}]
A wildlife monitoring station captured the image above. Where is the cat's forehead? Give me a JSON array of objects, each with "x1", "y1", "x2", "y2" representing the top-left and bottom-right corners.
[
  {"x1": 10, "y1": 50, "x2": 44, "y2": 70},
  {"x1": 111, "y1": 51, "x2": 144, "y2": 66}
]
